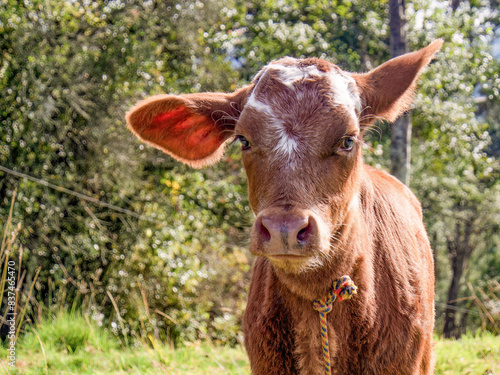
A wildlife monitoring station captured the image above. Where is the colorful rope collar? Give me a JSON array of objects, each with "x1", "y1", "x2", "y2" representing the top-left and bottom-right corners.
[{"x1": 313, "y1": 275, "x2": 358, "y2": 375}]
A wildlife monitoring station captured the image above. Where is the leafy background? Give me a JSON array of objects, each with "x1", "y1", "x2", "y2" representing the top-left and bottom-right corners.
[{"x1": 1, "y1": 0, "x2": 499, "y2": 347}]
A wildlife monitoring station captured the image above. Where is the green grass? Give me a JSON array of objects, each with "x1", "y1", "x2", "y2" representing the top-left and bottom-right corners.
[
  {"x1": 21, "y1": 311, "x2": 119, "y2": 354},
  {"x1": 435, "y1": 333, "x2": 500, "y2": 375},
  {"x1": 0, "y1": 310, "x2": 250, "y2": 375},
  {"x1": 1, "y1": 340, "x2": 249, "y2": 374},
  {"x1": 1, "y1": 312, "x2": 499, "y2": 374}
]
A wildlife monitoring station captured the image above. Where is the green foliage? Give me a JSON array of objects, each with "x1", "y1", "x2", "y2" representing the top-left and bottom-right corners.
[
  {"x1": 206, "y1": 0, "x2": 390, "y2": 79},
  {"x1": 0, "y1": 309, "x2": 250, "y2": 374},
  {"x1": 407, "y1": 0, "x2": 500, "y2": 334},
  {"x1": 111, "y1": 146, "x2": 251, "y2": 344},
  {"x1": 0, "y1": 0, "x2": 247, "y2": 345}
]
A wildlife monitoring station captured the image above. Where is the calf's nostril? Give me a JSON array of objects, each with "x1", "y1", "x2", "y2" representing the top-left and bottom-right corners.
[
  {"x1": 296, "y1": 224, "x2": 310, "y2": 244},
  {"x1": 259, "y1": 219, "x2": 271, "y2": 242}
]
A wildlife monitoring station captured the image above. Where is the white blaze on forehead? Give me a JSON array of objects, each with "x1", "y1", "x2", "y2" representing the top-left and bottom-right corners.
[
  {"x1": 262, "y1": 63, "x2": 361, "y2": 114},
  {"x1": 245, "y1": 81, "x2": 299, "y2": 164},
  {"x1": 246, "y1": 91, "x2": 274, "y2": 116},
  {"x1": 327, "y1": 70, "x2": 362, "y2": 113},
  {"x1": 274, "y1": 127, "x2": 299, "y2": 160},
  {"x1": 267, "y1": 64, "x2": 323, "y2": 88},
  {"x1": 264, "y1": 61, "x2": 361, "y2": 114},
  {"x1": 248, "y1": 61, "x2": 361, "y2": 115},
  {"x1": 244, "y1": 99, "x2": 300, "y2": 166}
]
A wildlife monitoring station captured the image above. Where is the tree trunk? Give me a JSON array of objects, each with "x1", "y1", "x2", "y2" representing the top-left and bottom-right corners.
[
  {"x1": 390, "y1": 115, "x2": 412, "y2": 185},
  {"x1": 443, "y1": 243, "x2": 466, "y2": 338},
  {"x1": 389, "y1": 0, "x2": 411, "y2": 185},
  {"x1": 389, "y1": 0, "x2": 407, "y2": 57},
  {"x1": 451, "y1": 0, "x2": 461, "y2": 11},
  {"x1": 443, "y1": 220, "x2": 473, "y2": 338}
]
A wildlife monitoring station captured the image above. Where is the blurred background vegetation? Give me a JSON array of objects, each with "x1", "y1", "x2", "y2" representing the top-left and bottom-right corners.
[{"x1": 0, "y1": 0, "x2": 499, "y2": 349}]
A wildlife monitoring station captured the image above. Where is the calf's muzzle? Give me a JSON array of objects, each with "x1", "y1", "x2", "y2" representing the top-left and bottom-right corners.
[{"x1": 251, "y1": 209, "x2": 321, "y2": 261}]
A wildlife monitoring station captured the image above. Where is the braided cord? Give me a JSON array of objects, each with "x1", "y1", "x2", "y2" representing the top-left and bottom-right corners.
[{"x1": 312, "y1": 276, "x2": 358, "y2": 375}]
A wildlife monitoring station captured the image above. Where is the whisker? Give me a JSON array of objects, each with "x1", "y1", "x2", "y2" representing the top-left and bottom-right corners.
[
  {"x1": 229, "y1": 101, "x2": 243, "y2": 115},
  {"x1": 211, "y1": 109, "x2": 239, "y2": 126},
  {"x1": 364, "y1": 125, "x2": 383, "y2": 142}
]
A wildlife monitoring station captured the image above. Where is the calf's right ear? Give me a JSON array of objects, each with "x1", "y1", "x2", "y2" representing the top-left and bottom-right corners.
[
  {"x1": 126, "y1": 86, "x2": 251, "y2": 168},
  {"x1": 352, "y1": 39, "x2": 443, "y2": 125}
]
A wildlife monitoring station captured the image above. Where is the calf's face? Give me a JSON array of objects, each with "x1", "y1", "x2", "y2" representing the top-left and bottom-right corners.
[
  {"x1": 237, "y1": 59, "x2": 363, "y2": 273},
  {"x1": 126, "y1": 40, "x2": 443, "y2": 274}
]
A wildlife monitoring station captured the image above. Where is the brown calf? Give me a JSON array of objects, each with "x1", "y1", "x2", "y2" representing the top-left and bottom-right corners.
[{"x1": 127, "y1": 40, "x2": 443, "y2": 374}]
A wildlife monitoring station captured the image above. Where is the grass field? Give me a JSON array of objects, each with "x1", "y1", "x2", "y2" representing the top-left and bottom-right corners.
[
  {"x1": 1, "y1": 342, "x2": 250, "y2": 375},
  {"x1": 0, "y1": 312, "x2": 499, "y2": 374}
]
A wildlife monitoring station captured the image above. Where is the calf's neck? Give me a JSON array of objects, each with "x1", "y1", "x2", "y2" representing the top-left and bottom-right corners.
[{"x1": 126, "y1": 39, "x2": 443, "y2": 374}]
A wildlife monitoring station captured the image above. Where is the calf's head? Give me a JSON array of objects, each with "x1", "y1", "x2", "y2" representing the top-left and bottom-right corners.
[{"x1": 127, "y1": 40, "x2": 442, "y2": 274}]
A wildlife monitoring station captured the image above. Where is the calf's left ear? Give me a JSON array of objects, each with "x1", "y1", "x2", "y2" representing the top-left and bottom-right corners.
[
  {"x1": 352, "y1": 39, "x2": 443, "y2": 125},
  {"x1": 126, "y1": 86, "x2": 251, "y2": 168}
]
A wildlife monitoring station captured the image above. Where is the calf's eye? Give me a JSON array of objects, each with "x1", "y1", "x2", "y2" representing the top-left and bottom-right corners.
[
  {"x1": 341, "y1": 136, "x2": 355, "y2": 151},
  {"x1": 237, "y1": 135, "x2": 251, "y2": 150}
]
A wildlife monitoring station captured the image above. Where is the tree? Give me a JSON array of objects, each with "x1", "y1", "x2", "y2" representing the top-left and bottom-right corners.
[
  {"x1": 407, "y1": 0, "x2": 500, "y2": 337},
  {"x1": 389, "y1": 0, "x2": 412, "y2": 185},
  {"x1": 0, "y1": 0, "x2": 249, "y2": 344}
]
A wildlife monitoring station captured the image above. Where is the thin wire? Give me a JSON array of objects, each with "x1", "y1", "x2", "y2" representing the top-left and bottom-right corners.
[
  {"x1": 0, "y1": 164, "x2": 165, "y2": 225},
  {"x1": 435, "y1": 302, "x2": 482, "y2": 316}
]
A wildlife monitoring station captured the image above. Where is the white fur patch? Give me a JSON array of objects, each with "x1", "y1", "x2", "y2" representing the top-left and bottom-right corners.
[
  {"x1": 246, "y1": 92, "x2": 274, "y2": 115},
  {"x1": 268, "y1": 64, "x2": 323, "y2": 89},
  {"x1": 274, "y1": 127, "x2": 299, "y2": 159},
  {"x1": 327, "y1": 71, "x2": 362, "y2": 113},
  {"x1": 246, "y1": 89, "x2": 299, "y2": 165},
  {"x1": 267, "y1": 62, "x2": 361, "y2": 114}
]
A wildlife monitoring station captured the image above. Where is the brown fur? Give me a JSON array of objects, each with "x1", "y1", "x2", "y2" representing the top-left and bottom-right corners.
[{"x1": 126, "y1": 40, "x2": 443, "y2": 374}]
